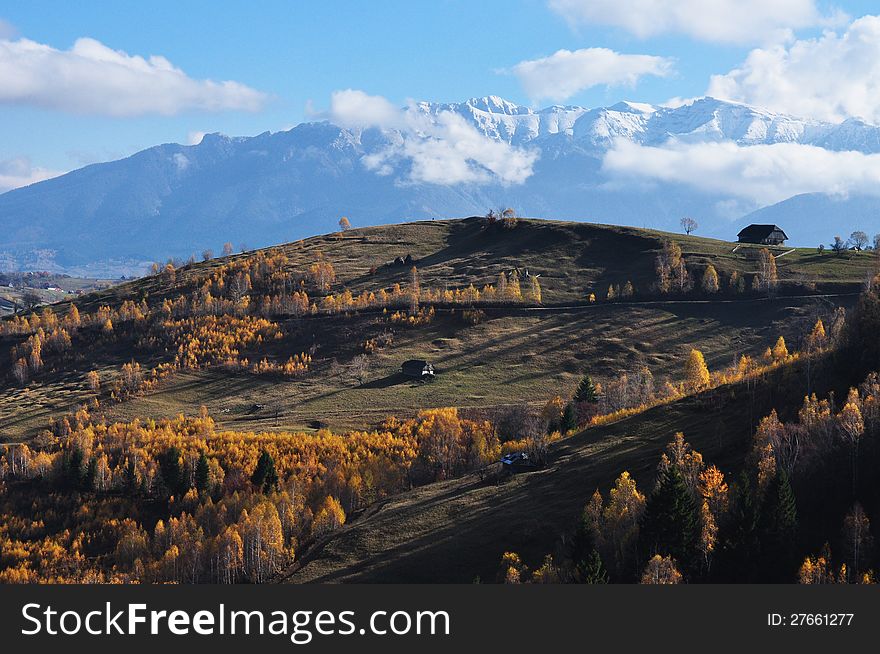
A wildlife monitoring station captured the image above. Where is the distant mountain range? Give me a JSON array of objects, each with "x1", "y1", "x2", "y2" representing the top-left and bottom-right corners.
[{"x1": 3, "y1": 95, "x2": 880, "y2": 276}]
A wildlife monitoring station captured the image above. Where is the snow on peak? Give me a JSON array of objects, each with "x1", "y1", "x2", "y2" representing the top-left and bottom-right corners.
[{"x1": 465, "y1": 95, "x2": 531, "y2": 115}]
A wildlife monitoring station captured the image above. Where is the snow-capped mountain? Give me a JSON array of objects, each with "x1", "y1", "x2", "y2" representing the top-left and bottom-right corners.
[{"x1": 2, "y1": 95, "x2": 880, "y2": 275}]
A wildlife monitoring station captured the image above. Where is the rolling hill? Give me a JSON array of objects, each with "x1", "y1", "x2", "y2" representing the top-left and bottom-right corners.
[
  {"x1": 1, "y1": 217, "x2": 877, "y2": 584},
  {"x1": 2, "y1": 217, "x2": 872, "y2": 440}
]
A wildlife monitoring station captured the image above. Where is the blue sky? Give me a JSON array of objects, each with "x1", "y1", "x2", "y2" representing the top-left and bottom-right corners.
[{"x1": 1, "y1": 0, "x2": 880, "y2": 186}]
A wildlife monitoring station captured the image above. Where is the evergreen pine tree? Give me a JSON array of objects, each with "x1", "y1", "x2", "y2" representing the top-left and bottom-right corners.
[
  {"x1": 195, "y1": 452, "x2": 211, "y2": 494},
  {"x1": 123, "y1": 459, "x2": 138, "y2": 496},
  {"x1": 158, "y1": 446, "x2": 184, "y2": 497},
  {"x1": 83, "y1": 457, "x2": 98, "y2": 491},
  {"x1": 714, "y1": 471, "x2": 760, "y2": 582},
  {"x1": 251, "y1": 451, "x2": 279, "y2": 493},
  {"x1": 757, "y1": 468, "x2": 798, "y2": 581},
  {"x1": 570, "y1": 511, "x2": 609, "y2": 583},
  {"x1": 574, "y1": 374, "x2": 598, "y2": 404},
  {"x1": 640, "y1": 467, "x2": 699, "y2": 570},
  {"x1": 580, "y1": 549, "x2": 609, "y2": 584},
  {"x1": 560, "y1": 402, "x2": 578, "y2": 433},
  {"x1": 62, "y1": 446, "x2": 85, "y2": 490}
]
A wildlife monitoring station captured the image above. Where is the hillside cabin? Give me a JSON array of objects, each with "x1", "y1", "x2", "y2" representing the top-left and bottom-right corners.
[
  {"x1": 401, "y1": 359, "x2": 435, "y2": 379},
  {"x1": 500, "y1": 452, "x2": 539, "y2": 473},
  {"x1": 737, "y1": 224, "x2": 788, "y2": 246}
]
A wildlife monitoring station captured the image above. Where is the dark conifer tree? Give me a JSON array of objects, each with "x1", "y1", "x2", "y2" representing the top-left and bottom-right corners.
[
  {"x1": 123, "y1": 459, "x2": 138, "y2": 496},
  {"x1": 61, "y1": 446, "x2": 85, "y2": 490},
  {"x1": 83, "y1": 457, "x2": 98, "y2": 491},
  {"x1": 714, "y1": 470, "x2": 760, "y2": 582},
  {"x1": 570, "y1": 511, "x2": 608, "y2": 583},
  {"x1": 640, "y1": 467, "x2": 699, "y2": 571},
  {"x1": 195, "y1": 452, "x2": 211, "y2": 494},
  {"x1": 251, "y1": 451, "x2": 278, "y2": 493},
  {"x1": 560, "y1": 402, "x2": 578, "y2": 433},
  {"x1": 574, "y1": 374, "x2": 599, "y2": 404},
  {"x1": 158, "y1": 446, "x2": 184, "y2": 497},
  {"x1": 758, "y1": 469, "x2": 798, "y2": 581}
]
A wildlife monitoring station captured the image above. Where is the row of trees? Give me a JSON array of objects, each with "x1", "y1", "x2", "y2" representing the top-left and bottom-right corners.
[
  {"x1": 654, "y1": 241, "x2": 780, "y2": 297},
  {"x1": 826, "y1": 232, "x2": 880, "y2": 254}
]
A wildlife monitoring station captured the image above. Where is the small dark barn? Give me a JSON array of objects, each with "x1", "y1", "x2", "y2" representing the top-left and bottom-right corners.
[
  {"x1": 737, "y1": 224, "x2": 788, "y2": 246},
  {"x1": 401, "y1": 359, "x2": 435, "y2": 379}
]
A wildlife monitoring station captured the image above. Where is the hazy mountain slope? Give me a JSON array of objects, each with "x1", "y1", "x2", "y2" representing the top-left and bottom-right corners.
[{"x1": 4, "y1": 96, "x2": 880, "y2": 274}]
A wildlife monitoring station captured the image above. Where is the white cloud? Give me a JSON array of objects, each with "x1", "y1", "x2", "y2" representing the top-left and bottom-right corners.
[
  {"x1": 0, "y1": 157, "x2": 64, "y2": 193},
  {"x1": 0, "y1": 35, "x2": 267, "y2": 116},
  {"x1": 330, "y1": 89, "x2": 538, "y2": 186},
  {"x1": 548, "y1": 0, "x2": 844, "y2": 44},
  {"x1": 708, "y1": 15, "x2": 880, "y2": 124},
  {"x1": 510, "y1": 48, "x2": 673, "y2": 103},
  {"x1": 330, "y1": 89, "x2": 402, "y2": 129},
  {"x1": 602, "y1": 138, "x2": 880, "y2": 206}
]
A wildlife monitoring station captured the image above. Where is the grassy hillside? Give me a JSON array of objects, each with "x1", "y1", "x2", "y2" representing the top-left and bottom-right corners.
[
  {"x1": 42, "y1": 217, "x2": 879, "y2": 312},
  {"x1": 1, "y1": 217, "x2": 867, "y2": 440}
]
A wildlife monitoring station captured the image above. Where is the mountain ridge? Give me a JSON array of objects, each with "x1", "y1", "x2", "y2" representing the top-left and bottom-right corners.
[{"x1": 3, "y1": 95, "x2": 880, "y2": 275}]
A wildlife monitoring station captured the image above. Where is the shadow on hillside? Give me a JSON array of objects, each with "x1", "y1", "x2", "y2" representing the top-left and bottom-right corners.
[{"x1": 359, "y1": 372, "x2": 408, "y2": 389}]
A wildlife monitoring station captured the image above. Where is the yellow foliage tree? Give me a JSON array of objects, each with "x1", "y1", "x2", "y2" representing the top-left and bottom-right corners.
[
  {"x1": 312, "y1": 496, "x2": 346, "y2": 537},
  {"x1": 772, "y1": 336, "x2": 789, "y2": 361},
  {"x1": 684, "y1": 348, "x2": 710, "y2": 390},
  {"x1": 701, "y1": 264, "x2": 720, "y2": 293},
  {"x1": 641, "y1": 554, "x2": 682, "y2": 584}
]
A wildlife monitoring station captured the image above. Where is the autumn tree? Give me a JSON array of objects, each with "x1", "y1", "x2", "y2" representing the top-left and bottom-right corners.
[
  {"x1": 838, "y1": 400, "x2": 864, "y2": 495},
  {"x1": 771, "y1": 336, "x2": 789, "y2": 362},
  {"x1": 241, "y1": 503, "x2": 285, "y2": 583},
  {"x1": 529, "y1": 276, "x2": 542, "y2": 304},
  {"x1": 202, "y1": 249, "x2": 214, "y2": 261},
  {"x1": 498, "y1": 551, "x2": 527, "y2": 583},
  {"x1": 66, "y1": 304, "x2": 81, "y2": 329},
  {"x1": 641, "y1": 554, "x2": 682, "y2": 584},
  {"x1": 757, "y1": 248, "x2": 778, "y2": 294},
  {"x1": 606, "y1": 284, "x2": 617, "y2": 301},
  {"x1": 409, "y1": 266, "x2": 420, "y2": 313},
  {"x1": 86, "y1": 370, "x2": 101, "y2": 392},
  {"x1": 701, "y1": 264, "x2": 719, "y2": 293},
  {"x1": 680, "y1": 216, "x2": 698, "y2": 235},
  {"x1": 222, "y1": 242, "x2": 234, "y2": 256},
  {"x1": 312, "y1": 496, "x2": 346, "y2": 537},
  {"x1": 807, "y1": 318, "x2": 827, "y2": 351},
  {"x1": 842, "y1": 503, "x2": 873, "y2": 582},
  {"x1": 338, "y1": 216, "x2": 351, "y2": 231},
  {"x1": 684, "y1": 348, "x2": 710, "y2": 390},
  {"x1": 308, "y1": 259, "x2": 336, "y2": 291},
  {"x1": 603, "y1": 471, "x2": 646, "y2": 577},
  {"x1": 500, "y1": 208, "x2": 517, "y2": 229},
  {"x1": 799, "y1": 544, "x2": 838, "y2": 584},
  {"x1": 655, "y1": 240, "x2": 690, "y2": 294}
]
